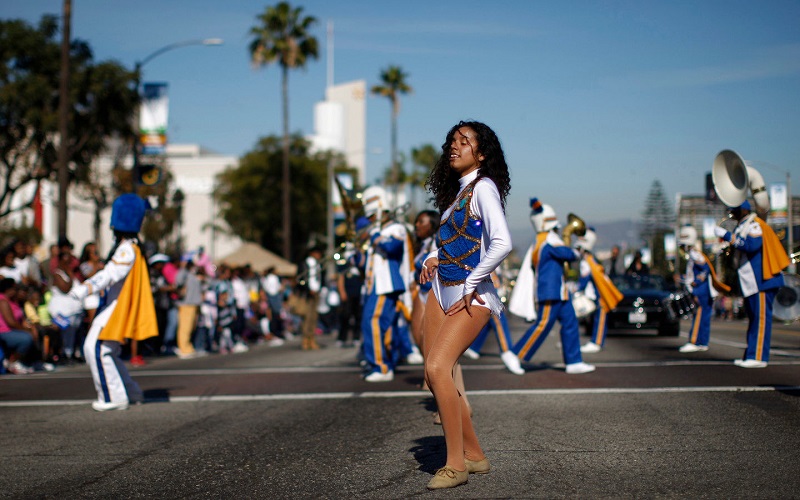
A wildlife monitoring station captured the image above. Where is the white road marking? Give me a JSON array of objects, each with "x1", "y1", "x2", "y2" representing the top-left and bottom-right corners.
[
  {"x1": 2, "y1": 385, "x2": 799, "y2": 407},
  {"x1": 3, "y1": 357, "x2": 800, "y2": 380}
]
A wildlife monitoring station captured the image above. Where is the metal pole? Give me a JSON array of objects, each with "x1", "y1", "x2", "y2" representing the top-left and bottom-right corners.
[
  {"x1": 56, "y1": 0, "x2": 71, "y2": 239},
  {"x1": 788, "y1": 171, "x2": 795, "y2": 273}
]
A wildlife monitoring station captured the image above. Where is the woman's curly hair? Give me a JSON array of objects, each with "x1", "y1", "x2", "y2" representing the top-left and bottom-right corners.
[{"x1": 425, "y1": 121, "x2": 510, "y2": 212}]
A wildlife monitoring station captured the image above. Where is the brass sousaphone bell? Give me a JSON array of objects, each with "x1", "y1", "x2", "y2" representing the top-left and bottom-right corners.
[
  {"x1": 562, "y1": 213, "x2": 587, "y2": 275},
  {"x1": 712, "y1": 149, "x2": 771, "y2": 218}
]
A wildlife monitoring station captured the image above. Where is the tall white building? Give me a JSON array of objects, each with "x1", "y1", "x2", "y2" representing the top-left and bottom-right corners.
[{"x1": 309, "y1": 80, "x2": 367, "y2": 185}]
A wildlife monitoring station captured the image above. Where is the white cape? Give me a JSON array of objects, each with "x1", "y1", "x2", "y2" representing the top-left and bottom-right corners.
[{"x1": 508, "y1": 244, "x2": 537, "y2": 321}]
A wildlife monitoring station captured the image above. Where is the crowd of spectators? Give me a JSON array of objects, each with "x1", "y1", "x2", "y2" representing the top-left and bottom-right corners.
[{"x1": 0, "y1": 235, "x2": 354, "y2": 375}]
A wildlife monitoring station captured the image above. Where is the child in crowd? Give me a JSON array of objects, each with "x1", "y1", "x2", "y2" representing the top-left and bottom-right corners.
[
  {"x1": 24, "y1": 287, "x2": 59, "y2": 363},
  {"x1": 194, "y1": 279, "x2": 216, "y2": 353},
  {"x1": 216, "y1": 288, "x2": 236, "y2": 354}
]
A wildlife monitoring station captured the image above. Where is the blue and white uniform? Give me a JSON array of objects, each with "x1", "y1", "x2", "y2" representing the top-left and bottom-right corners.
[
  {"x1": 720, "y1": 214, "x2": 786, "y2": 363},
  {"x1": 685, "y1": 248, "x2": 716, "y2": 348},
  {"x1": 470, "y1": 311, "x2": 515, "y2": 354},
  {"x1": 361, "y1": 220, "x2": 413, "y2": 376},
  {"x1": 425, "y1": 170, "x2": 512, "y2": 317},
  {"x1": 513, "y1": 231, "x2": 584, "y2": 364},
  {"x1": 74, "y1": 239, "x2": 144, "y2": 407},
  {"x1": 577, "y1": 259, "x2": 608, "y2": 347},
  {"x1": 414, "y1": 236, "x2": 436, "y2": 305}
]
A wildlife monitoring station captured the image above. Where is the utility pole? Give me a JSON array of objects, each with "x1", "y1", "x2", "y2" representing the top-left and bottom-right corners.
[{"x1": 56, "y1": 0, "x2": 71, "y2": 239}]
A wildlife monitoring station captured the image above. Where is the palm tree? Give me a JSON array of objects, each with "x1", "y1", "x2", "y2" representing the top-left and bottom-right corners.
[
  {"x1": 371, "y1": 65, "x2": 412, "y2": 198},
  {"x1": 249, "y1": 2, "x2": 319, "y2": 259}
]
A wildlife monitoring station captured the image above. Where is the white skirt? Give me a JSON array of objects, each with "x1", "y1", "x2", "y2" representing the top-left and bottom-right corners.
[{"x1": 431, "y1": 276, "x2": 504, "y2": 317}]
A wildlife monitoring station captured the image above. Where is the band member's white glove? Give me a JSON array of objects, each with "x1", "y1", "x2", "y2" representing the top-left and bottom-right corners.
[{"x1": 713, "y1": 226, "x2": 729, "y2": 240}]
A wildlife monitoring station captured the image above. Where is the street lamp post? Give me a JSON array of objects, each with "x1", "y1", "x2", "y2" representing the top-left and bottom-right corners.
[{"x1": 132, "y1": 38, "x2": 223, "y2": 174}]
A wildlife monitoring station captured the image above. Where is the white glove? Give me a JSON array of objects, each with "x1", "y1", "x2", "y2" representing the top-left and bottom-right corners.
[
  {"x1": 713, "y1": 226, "x2": 728, "y2": 239},
  {"x1": 69, "y1": 283, "x2": 89, "y2": 302}
]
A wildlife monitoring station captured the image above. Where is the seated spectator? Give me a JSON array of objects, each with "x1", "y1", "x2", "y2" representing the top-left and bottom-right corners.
[
  {"x1": 0, "y1": 246, "x2": 22, "y2": 283},
  {"x1": 0, "y1": 278, "x2": 38, "y2": 374},
  {"x1": 49, "y1": 251, "x2": 85, "y2": 363},
  {"x1": 13, "y1": 238, "x2": 42, "y2": 289},
  {"x1": 24, "y1": 287, "x2": 60, "y2": 363}
]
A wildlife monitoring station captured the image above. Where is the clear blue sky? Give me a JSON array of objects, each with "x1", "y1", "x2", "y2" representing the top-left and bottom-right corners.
[{"x1": 6, "y1": 0, "x2": 800, "y2": 243}]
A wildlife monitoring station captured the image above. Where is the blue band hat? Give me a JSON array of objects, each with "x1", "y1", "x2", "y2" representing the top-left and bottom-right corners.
[
  {"x1": 110, "y1": 193, "x2": 150, "y2": 233},
  {"x1": 738, "y1": 200, "x2": 751, "y2": 211},
  {"x1": 355, "y1": 216, "x2": 371, "y2": 232},
  {"x1": 530, "y1": 197, "x2": 543, "y2": 214}
]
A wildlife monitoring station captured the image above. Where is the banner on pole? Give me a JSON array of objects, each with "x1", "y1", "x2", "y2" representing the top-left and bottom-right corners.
[
  {"x1": 139, "y1": 82, "x2": 169, "y2": 156},
  {"x1": 770, "y1": 183, "x2": 788, "y2": 225}
]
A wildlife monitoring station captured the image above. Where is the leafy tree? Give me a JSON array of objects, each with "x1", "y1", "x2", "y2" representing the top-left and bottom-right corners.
[
  {"x1": 0, "y1": 16, "x2": 137, "y2": 222},
  {"x1": 409, "y1": 143, "x2": 437, "y2": 212},
  {"x1": 371, "y1": 65, "x2": 412, "y2": 195},
  {"x1": 249, "y1": 2, "x2": 319, "y2": 259},
  {"x1": 215, "y1": 134, "x2": 349, "y2": 260},
  {"x1": 640, "y1": 179, "x2": 675, "y2": 275}
]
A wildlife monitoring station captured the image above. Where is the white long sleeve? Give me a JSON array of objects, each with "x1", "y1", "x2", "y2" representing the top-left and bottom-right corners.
[
  {"x1": 71, "y1": 240, "x2": 135, "y2": 301},
  {"x1": 463, "y1": 177, "x2": 512, "y2": 295}
]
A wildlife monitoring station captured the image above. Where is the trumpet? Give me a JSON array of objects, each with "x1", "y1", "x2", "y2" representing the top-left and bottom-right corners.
[{"x1": 562, "y1": 213, "x2": 586, "y2": 274}]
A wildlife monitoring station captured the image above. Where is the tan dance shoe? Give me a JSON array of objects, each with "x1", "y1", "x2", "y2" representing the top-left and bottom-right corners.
[
  {"x1": 427, "y1": 465, "x2": 468, "y2": 490},
  {"x1": 465, "y1": 457, "x2": 490, "y2": 474}
]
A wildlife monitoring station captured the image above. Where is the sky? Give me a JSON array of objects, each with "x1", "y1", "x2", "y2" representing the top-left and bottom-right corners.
[{"x1": 5, "y1": 0, "x2": 800, "y2": 245}]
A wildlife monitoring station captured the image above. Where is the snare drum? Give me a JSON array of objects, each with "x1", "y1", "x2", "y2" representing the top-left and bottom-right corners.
[{"x1": 669, "y1": 291, "x2": 696, "y2": 319}]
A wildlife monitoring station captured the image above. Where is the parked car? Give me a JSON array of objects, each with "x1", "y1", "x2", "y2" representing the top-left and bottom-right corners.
[{"x1": 604, "y1": 274, "x2": 684, "y2": 336}]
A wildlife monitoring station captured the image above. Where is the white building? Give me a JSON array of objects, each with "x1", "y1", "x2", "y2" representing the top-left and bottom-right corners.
[
  {"x1": 32, "y1": 144, "x2": 241, "y2": 259},
  {"x1": 309, "y1": 80, "x2": 367, "y2": 185}
]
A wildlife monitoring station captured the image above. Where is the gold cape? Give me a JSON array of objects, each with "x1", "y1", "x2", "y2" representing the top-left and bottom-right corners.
[
  {"x1": 98, "y1": 244, "x2": 158, "y2": 342},
  {"x1": 586, "y1": 254, "x2": 624, "y2": 312}
]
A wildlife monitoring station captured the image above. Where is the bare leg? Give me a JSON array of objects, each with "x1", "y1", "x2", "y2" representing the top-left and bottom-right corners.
[{"x1": 423, "y1": 298, "x2": 490, "y2": 470}]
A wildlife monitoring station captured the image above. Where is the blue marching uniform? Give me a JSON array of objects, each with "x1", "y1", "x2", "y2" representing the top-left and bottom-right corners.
[
  {"x1": 577, "y1": 261, "x2": 608, "y2": 347},
  {"x1": 686, "y1": 249, "x2": 715, "y2": 348},
  {"x1": 720, "y1": 214, "x2": 788, "y2": 363},
  {"x1": 361, "y1": 221, "x2": 412, "y2": 377},
  {"x1": 470, "y1": 311, "x2": 514, "y2": 354},
  {"x1": 513, "y1": 231, "x2": 583, "y2": 364}
]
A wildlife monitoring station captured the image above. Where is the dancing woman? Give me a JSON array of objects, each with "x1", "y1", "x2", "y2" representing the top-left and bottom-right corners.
[{"x1": 419, "y1": 121, "x2": 512, "y2": 489}]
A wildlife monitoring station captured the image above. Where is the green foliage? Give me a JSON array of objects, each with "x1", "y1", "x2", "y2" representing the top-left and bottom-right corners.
[
  {"x1": 640, "y1": 180, "x2": 676, "y2": 275},
  {"x1": 248, "y1": 2, "x2": 320, "y2": 258},
  {"x1": 216, "y1": 134, "x2": 348, "y2": 259},
  {"x1": 0, "y1": 15, "x2": 137, "y2": 219},
  {"x1": 249, "y1": 2, "x2": 319, "y2": 71},
  {"x1": 372, "y1": 65, "x2": 412, "y2": 193}
]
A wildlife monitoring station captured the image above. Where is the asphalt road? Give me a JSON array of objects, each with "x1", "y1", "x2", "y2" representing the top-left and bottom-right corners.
[{"x1": 2, "y1": 316, "x2": 799, "y2": 499}]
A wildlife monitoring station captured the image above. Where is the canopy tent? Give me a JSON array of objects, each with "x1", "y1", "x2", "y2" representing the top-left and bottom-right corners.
[{"x1": 217, "y1": 242, "x2": 297, "y2": 276}]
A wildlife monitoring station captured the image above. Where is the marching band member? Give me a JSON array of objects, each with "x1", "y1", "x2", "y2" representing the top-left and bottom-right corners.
[
  {"x1": 419, "y1": 121, "x2": 512, "y2": 489},
  {"x1": 512, "y1": 199, "x2": 595, "y2": 374},
  {"x1": 714, "y1": 201, "x2": 789, "y2": 367},
  {"x1": 464, "y1": 271, "x2": 525, "y2": 375},
  {"x1": 296, "y1": 244, "x2": 323, "y2": 351},
  {"x1": 677, "y1": 225, "x2": 730, "y2": 353},
  {"x1": 70, "y1": 194, "x2": 158, "y2": 411},
  {"x1": 577, "y1": 229, "x2": 623, "y2": 353},
  {"x1": 410, "y1": 210, "x2": 439, "y2": 351},
  {"x1": 360, "y1": 186, "x2": 414, "y2": 382}
]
